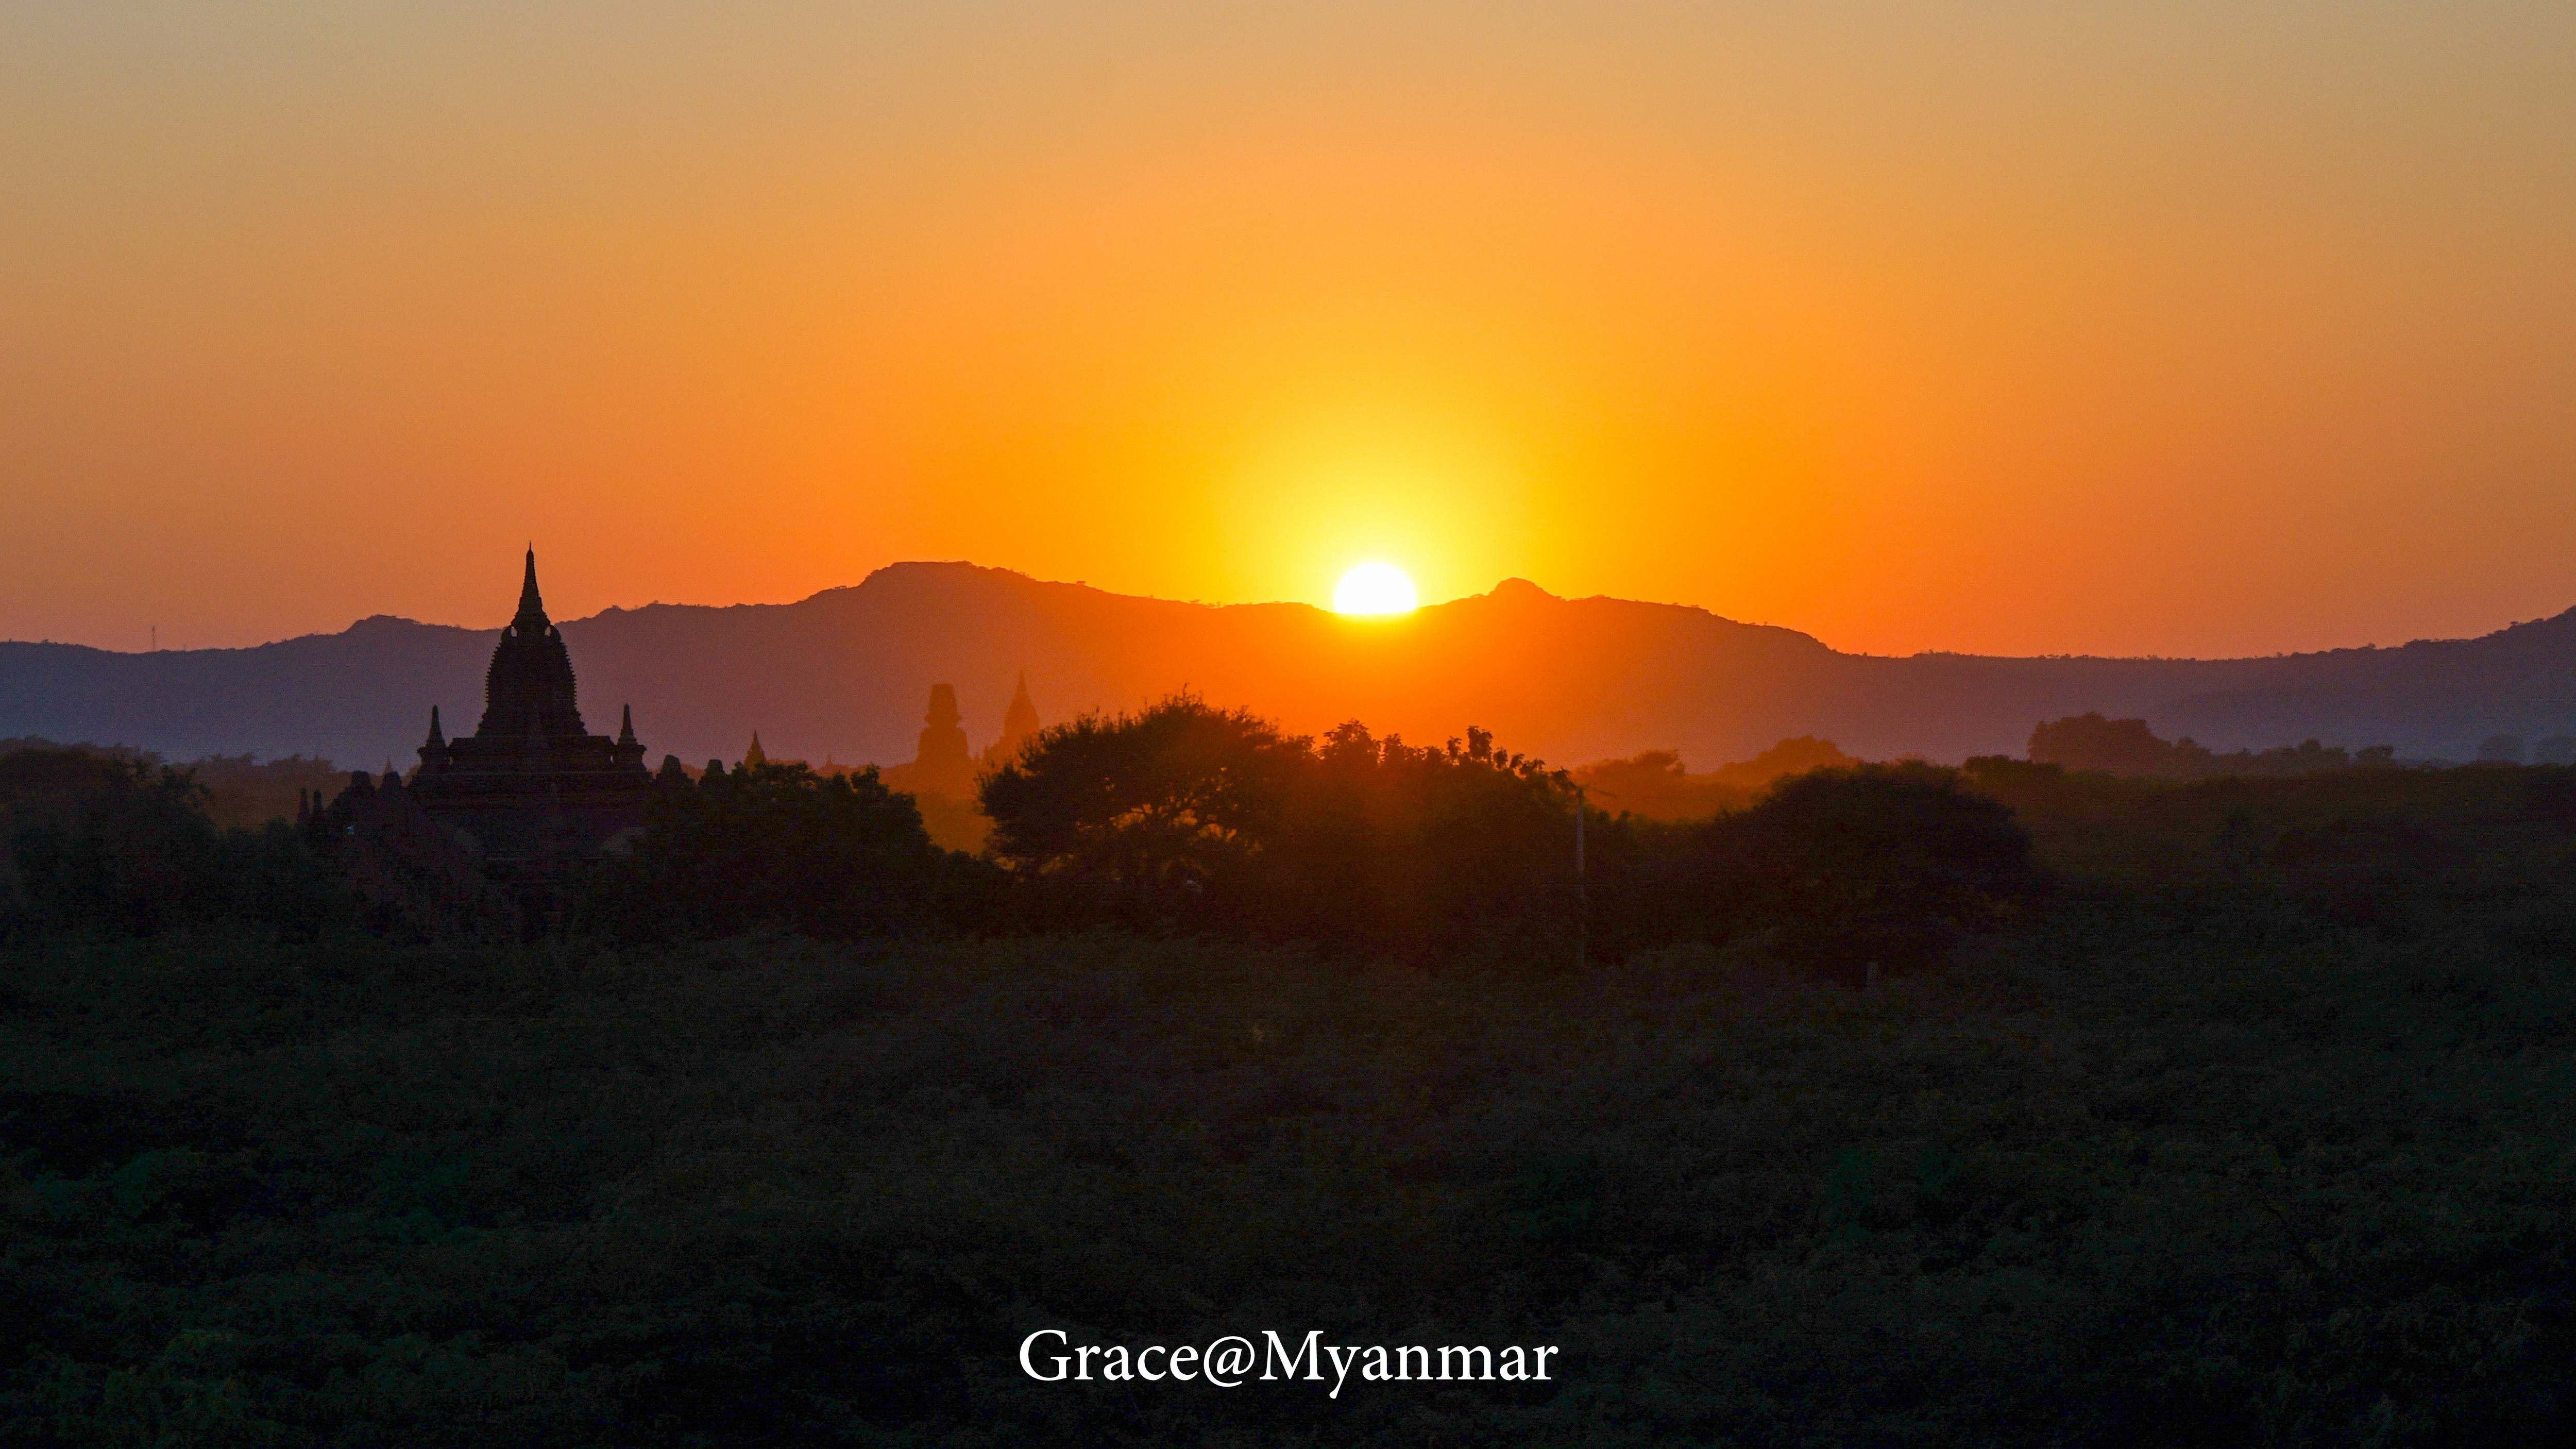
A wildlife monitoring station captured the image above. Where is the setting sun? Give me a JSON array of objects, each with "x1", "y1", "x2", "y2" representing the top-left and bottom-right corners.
[{"x1": 1333, "y1": 562, "x2": 1419, "y2": 615}]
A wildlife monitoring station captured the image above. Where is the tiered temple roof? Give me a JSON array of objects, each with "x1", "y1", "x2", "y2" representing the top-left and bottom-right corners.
[{"x1": 373, "y1": 549, "x2": 659, "y2": 921}]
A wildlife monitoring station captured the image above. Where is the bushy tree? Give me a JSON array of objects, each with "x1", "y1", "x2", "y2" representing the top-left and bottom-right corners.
[
  {"x1": 1595, "y1": 762, "x2": 2035, "y2": 973},
  {"x1": 979, "y1": 695, "x2": 1307, "y2": 909},
  {"x1": 1264, "y1": 721, "x2": 1582, "y2": 956},
  {"x1": 2027, "y1": 712, "x2": 2193, "y2": 775},
  {"x1": 981, "y1": 699, "x2": 1584, "y2": 954},
  {"x1": 2027, "y1": 714, "x2": 2384, "y2": 780},
  {"x1": 2478, "y1": 733, "x2": 2527, "y2": 764},
  {"x1": 1711, "y1": 763, "x2": 2033, "y2": 926}
]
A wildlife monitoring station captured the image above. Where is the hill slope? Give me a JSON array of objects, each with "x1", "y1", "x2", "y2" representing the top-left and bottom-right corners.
[{"x1": 6, "y1": 562, "x2": 2573, "y2": 770}]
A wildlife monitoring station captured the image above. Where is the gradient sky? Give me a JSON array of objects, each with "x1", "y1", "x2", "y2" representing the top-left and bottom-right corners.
[{"x1": 6, "y1": 2, "x2": 2573, "y2": 658}]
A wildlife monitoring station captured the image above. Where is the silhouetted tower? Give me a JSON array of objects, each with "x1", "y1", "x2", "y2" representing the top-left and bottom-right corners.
[
  {"x1": 901, "y1": 684, "x2": 977, "y2": 798},
  {"x1": 307, "y1": 549, "x2": 657, "y2": 935},
  {"x1": 919, "y1": 685, "x2": 972, "y2": 768},
  {"x1": 743, "y1": 732, "x2": 768, "y2": 768},
  {"x1": 416, "y1": 704, "x2": 447, "y2": 773},
  {"x1": 379, "y1": 547, "x2": 658, "y2": 923},
  {"x1": 989, "y1": 671, "x2": 1041, "y2": 767},
  {"x1": 476, "y1": 548, "x2": 587, "y2": 739}
]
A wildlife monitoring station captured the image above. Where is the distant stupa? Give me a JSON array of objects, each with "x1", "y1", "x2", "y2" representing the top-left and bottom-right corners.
[
  {"x1": 742, "y1": 732, "x2": 768, "y2": 768},
  {"x1": 904, "y1": 683, "x2": 977, "y2": 799},
  {"x1": 986, "y1": 671, "x2": 1041, "y2": 768},
  {"x1": 875, "y1": 679, "x2": 1018, "y2": 855}
]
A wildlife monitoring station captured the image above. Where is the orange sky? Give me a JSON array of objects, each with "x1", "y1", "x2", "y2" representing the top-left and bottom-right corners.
[{"x1": 6, "y1": 3, "x2": 2574, "y2": 658}]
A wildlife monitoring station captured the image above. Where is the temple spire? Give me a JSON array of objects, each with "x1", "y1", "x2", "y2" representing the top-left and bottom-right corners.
[
  {"x1": 478, "y1": 546, "x2": 584, "y2": 738},
  {"x1": 990, "y1": 669, "x2": 1042, "y2": 766},
  {"x1": 514, "y1": 546, "x2": 548, "y2": 630},
  {"x1": 618, "y1": 704, "x2": 636, "y2": 745},
  {"x1": 425, "y1": 704, "x2": 445, "y2": 748}
]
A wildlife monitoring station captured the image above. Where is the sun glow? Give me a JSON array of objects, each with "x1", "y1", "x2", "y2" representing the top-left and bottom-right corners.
[{"x1": 1333, "y1": 562, "x2": 1419, "y2": 615}]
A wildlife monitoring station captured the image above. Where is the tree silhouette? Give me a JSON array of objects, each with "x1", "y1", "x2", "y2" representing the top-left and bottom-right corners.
[
  {"x1": 2028, "y1": 713, "x2": 2180, "y2": 774},
  {"x1": 2477, "y1": 734, "x2": 2526, "y2": 764},
  {"x1": 3, "y1": 747, "x2": 346, "y2": 936},
  {"x1": 980, "y1": 695, "x2": 1307, "y2": 909},
  {"x1": 1707, "y1": 763, "x2": 2033, "y2": 929},
  {"x1": 580, "y1": 761, "x2": 966, "y2": 939},
  {"x1": 980, "y1": 697, "x2": 1583, "y2": 952}
]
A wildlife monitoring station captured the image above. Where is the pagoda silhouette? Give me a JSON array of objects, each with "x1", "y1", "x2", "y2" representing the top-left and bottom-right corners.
[
  {"x1": 308, "y1": 548, "x2": 657, "y2": 931},
  {"x1": 409, "y1": 547, "x2": 656, "y2": 860},
  {"x1": 987, "y1": 670, "x2": 1042, "y2": 770}
]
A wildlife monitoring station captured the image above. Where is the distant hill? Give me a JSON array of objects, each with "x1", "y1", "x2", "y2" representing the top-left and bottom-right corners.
[{"x1": 7, "y1": 562, "x2": 2575, "y2": 772}]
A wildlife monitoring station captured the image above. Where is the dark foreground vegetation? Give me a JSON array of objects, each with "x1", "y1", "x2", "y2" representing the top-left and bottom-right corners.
[
  {"x1": 0, "y1": 739, "x2": 347, "y2": 833},
  {"x1": 10, "y1": 712, "x2": 2576, "y2": 1445}
]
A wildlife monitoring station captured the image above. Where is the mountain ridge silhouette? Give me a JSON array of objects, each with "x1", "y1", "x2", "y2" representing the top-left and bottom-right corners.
[{"x1": 7, "y1": 560, "x2": 2573, "y2": 772}]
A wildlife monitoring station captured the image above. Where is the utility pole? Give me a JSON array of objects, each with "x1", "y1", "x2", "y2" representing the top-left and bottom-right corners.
[{"x1": 1574, "y1": 782, "x2": 1587, "y2": 968}]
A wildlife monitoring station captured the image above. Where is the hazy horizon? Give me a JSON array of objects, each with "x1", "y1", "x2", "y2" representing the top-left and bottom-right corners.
[{"x1": 9, "y1": 556, "x2": 2574, "y2": 665}]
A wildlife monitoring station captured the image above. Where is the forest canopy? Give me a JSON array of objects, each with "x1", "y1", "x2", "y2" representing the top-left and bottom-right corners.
[{"x1": 11, "y1": 705, "x2": 2576, "y2": 1444}]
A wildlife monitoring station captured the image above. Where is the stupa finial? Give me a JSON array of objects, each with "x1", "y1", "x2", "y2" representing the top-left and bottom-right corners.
[{"x1": 514, "y1": 546, "x2": 547, "y2": 629}]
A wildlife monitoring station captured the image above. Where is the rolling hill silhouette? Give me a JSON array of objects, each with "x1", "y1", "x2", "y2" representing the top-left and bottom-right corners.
[{"x1": 7, "y1": 562, "x2": 2574, "y2": 772}]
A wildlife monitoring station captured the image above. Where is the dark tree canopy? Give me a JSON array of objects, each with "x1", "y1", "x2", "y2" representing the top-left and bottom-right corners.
[
  {"x1": 3, "y1": 747, "x2": 347, "y2": 937},
  {"x1": 978, "y1": 695, "x2": 1307, "y2": 901},
  {"x1": 1588, "y1": 761, "x2": 2037, "y2": 971},
  {"x1": 2028, "y1": 712, "x2": 2381, "y2": 779},
  {"x1": 2478, "y1": 733, "x2": 2527, "y2": 764},
  {"x1": 579, "y1": 762, "x2": 973, "y2": 940},
  {"x1": 1702, "y1": 763, "x2": 2034, "y2": 928},
  {"x1": 980, "y1": 698, "x2": 1583, "y2": 954},
  {"x1": 2027, "y1": 713, "x2": 2189, "y2": 776}
]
